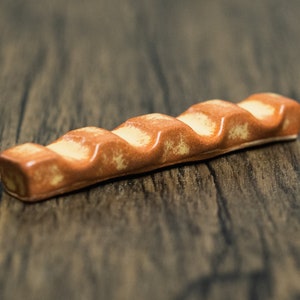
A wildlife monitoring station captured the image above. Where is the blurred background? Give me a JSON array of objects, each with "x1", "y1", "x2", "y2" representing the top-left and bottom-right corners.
[{"x1": 1, "y1": 0, "x2": 299, "y2": 145}]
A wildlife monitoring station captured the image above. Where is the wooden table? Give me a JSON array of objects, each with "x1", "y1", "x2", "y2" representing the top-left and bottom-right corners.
[{"x1": 0, "y1": 0, "x2": 300, "y2": 299}]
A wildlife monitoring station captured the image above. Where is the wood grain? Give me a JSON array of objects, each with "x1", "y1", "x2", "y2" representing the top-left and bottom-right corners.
[{"x1": 0, "y1": 0, "x2": 300, "y2": 299}]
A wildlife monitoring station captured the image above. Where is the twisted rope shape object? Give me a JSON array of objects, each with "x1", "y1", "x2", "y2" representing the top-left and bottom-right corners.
[{"x1": 0, "y1": 93, "x2": 300, "y2": 201}]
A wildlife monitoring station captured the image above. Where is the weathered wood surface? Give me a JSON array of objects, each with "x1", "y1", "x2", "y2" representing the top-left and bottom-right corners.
[{"x1": 0, "y1": 0, "x2": 300, "y2": 299}]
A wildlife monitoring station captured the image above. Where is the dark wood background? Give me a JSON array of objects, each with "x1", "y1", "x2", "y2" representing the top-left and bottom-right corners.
[{"x1": 0, "y1": 0, "x2": 300, "y2": 299}]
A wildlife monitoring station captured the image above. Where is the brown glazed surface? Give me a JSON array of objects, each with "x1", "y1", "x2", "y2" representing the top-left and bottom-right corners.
[{"x1": 0, "y1": 93, "x2": 300, "y2": 201}]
